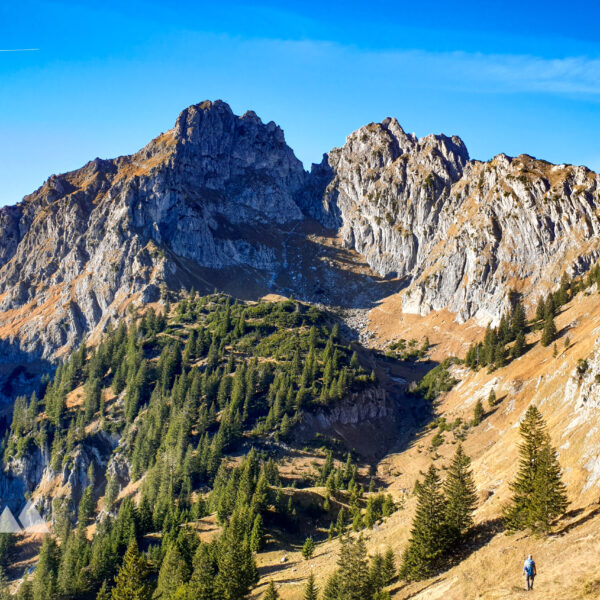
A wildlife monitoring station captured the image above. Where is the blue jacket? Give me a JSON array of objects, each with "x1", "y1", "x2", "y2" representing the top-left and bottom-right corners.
[{"x1": 523, "y1": 559, "x2": 536, "y2": 576}]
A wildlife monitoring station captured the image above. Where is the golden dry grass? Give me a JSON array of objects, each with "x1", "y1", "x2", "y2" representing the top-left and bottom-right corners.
[{"x1": 253, "y1": 287, "x2": 600, "y2": 599}]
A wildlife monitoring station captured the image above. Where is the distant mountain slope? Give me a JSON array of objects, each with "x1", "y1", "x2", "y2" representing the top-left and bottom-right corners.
[{"x1": 0, "y1": 99, "x2": 599, "y2": 395}]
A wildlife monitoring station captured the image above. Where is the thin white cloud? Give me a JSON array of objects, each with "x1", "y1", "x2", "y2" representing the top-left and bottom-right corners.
[
  {"x1": 0, "y1": 48, "x2": 39, "y2": 52},
  {"x1": 260, "y1": 37, "x2": 600, "y2": 96}
]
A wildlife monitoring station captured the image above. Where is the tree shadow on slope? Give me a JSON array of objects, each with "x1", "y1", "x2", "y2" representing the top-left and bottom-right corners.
[{"x1": 445, "y1": 518, "x2": 505, "y2": 567}]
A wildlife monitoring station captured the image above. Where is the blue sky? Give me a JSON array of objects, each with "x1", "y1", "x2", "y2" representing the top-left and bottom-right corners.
[{"x1": 1, "y1": 0, "x2": 599, "y2": 206}]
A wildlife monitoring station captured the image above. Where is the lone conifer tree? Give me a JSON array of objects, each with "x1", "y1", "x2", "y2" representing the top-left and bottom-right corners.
[
  {"x1": 487, "y1": 388, "x2": 498, "y2": 408},
  {"x1": 472, "y1": 399, "x2": 484, "y2": 426},
  {"x1": 530, "y1": 443, "x2": 569, "y2": 532},
  {"x1": 504, "y1": 405, "x2": 568, "y2": 532},
  {"x1": 399, "y1": 464, "x2": 448, "y2": 581},
  {"x1": 263, "y1": 581, "x2": 279, "y2": 600},
  {"x1": 302, "y1": 537, "x2": 315, "y2": 560},
  {"x1": 444, "y1": 444, "x2": 477, "y2": 544},
  {"x1": 303, "y1": 573, "x2": 318, "y2": 600},
  {"x1": 541, "y1": 314, "x2": 557, "y2": 347}
]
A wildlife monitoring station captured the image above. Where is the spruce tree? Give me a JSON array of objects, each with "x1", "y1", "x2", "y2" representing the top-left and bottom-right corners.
[
  {"x1": 540, "y1": 314, "x2": 557, "y2": 347},
  {"x1": 302, "y1": 537, "x2": 315, "y2": 560},
  {"x1": 444, "y1": 444, "x2": 477, "y2": 544},
  {"x1": 322, "y1": 573, "x2": 340, "y2": 600},
  {"x1": 303, "y1": 573, "x2": 318, "y2": 600},
  {"x1": 535, "y1": 296, "x2": 545, "y2": 321},
  {"x1": 186, "y1": 544, "x2": 215, "y2": 600},
  {"x1": 111, "y1": 539, "x2": 151, "y2": 600},
  {"x1": 472, "y1": 399, "x2": 484, "y2": 426},
  {"x1": 334, "y1": 535, "x2": 372, "y2": 600},
  {"x1": 263, "y1": 581, "x2": 279, "y2": 600},
  {"x1": 544, "y1": 294, "x2": 555, "y2": 319},
  {"x1": 214, "y1": 511, "x2": 258, "y2": 600},
  {"x1": 487, "y1": 388, "x2": 497, "y2": 408},
  {"x1": 528, "y1": 443, "x2": 569, "y2": 532},
  {"x1": 96, "y1": 581, "x2": 110, "y2": 600},
  {"x1": 399, "y1": 464, "x2": 448, "y2": 581},
  {"x1": 511, "y1": 302, "x2": 526, "y2": 337},
  {"x1": 369, "y1": 552, "x2": 385, "y2": 593},
  {"x1": 154, "y1": 544, "x2": 190, "y2": 600},
  {"x1": 504, "y1": 405, "x2": 568, "y2": 532},
  {"x1": 493, "y1": 343, "x2": 507, "y2": 368},
  {"x1": 336, "y1": 507, "x2": 346, "y2": 536},
  {"x1": 512, "y1": 331, "x2": 526, "y2": 358},
  {"x1": 32, "y1": 535, "x2": 60, "y2": 600},
  {"x1": 250, "y1": 514, "x2": 265, "y2": 553},
  {"x1": 78, "y1": 485, "x2": 95, "y2": 524},
  {"x1": 382, "y1": 547, "x2": 396, "y2": 584}
]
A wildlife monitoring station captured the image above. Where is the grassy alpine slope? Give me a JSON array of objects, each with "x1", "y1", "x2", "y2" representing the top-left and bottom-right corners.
[{"x1": 2, "y1": 269, "x2": 600, "y2": 599}]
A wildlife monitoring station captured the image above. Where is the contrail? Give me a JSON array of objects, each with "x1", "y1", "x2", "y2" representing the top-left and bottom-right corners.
[{"x1": 0, "y1": 49, "x2": 40, "y2": 52}]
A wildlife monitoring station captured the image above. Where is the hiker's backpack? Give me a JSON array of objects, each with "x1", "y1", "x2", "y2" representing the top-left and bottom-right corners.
[{"x1": 525, "y1": 560, "x2": 534, "y2": 576}]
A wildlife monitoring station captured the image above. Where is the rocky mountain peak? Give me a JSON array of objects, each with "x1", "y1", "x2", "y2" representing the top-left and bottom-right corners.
[{"x1": 0, "y1": 101, "x2": 599, "y2": 397}]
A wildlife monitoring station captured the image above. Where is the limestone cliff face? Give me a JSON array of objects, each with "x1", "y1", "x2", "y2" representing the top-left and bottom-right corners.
[
  {"x1": 0, "y1": 101, "x2": 308, "y2": 380},
  {"x1": 316, "y1": 119, "x2": 600, "y2": 325},
  {"x1": 1, "y1": 100, "x2": 600, "y2": 381}
]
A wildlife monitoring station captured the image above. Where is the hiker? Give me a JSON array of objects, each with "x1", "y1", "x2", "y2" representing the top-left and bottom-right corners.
[{"x1": 523, "y1": 554, "x2": 537, "y2": 591}]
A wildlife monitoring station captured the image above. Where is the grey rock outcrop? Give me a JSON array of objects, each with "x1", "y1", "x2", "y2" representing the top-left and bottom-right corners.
[
  {"x1": 1, "y1": 99, "x2": 600, "y2": 386},
  {"x1": 317, "y1": 119, "x2": 600, "y2": 325},
  {"x1": 0, "y1": 101, "x2": 311, "y2": 388}
]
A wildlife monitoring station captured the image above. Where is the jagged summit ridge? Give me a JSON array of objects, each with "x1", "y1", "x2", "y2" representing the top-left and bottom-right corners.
[
  {"x1": 0, "y1": 99, "x2": 598, "y2": 387},
  {"x1": 321, "y1": 117, "x2": 600, "y2": 324}
]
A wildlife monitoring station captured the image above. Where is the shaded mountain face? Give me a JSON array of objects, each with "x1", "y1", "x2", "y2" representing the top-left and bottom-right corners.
[{"x1": 0, "y1": 99, "x2": 599, "y2": 383}]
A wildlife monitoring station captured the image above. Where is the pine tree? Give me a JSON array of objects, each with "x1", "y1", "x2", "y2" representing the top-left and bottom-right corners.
[
  {"x1": 512, "y1": 331, "x2": 526, "y2": 358},
  {"x1": 472, "y1": 399, "x2": 484, "y2": 426},
  {"x1": 333, "y1": 535, "x2": 372, "y2": 600},
  {"x1": 504, "y1": 405, "x2": 568, "y2": 532},
  {"x1": 540, "y1": 314, "x2": 557, "y2": 347},
  {"x1": 487, "y1": 388, "x2": 497, "y2": 408},
  {"x1": 535, "y1": 296, "x2": 545, "y2": 321},
  {"x1": 303, "y1": 573, "x2": 318, "y2": 600},
  {"x1": 444, "y1": 444, "x2": 477, "y2": 544},
  {"x1": 111, "y1": 539, "x2": 151, "y2": 600},
  {"x1": 263, "y1": 581, "x2": 279, "y2": 600},
  {"x1": 382, "y1": 547, "x2": 396, "y2": 584},
  {"x1": 250, "y1": 514, "x2": 265, "y2": 553},
  {"x1": 302, "y1": 537, "x2": 315, "y2": 560},
  {"x1": 186, "y1": 544, "x2": 215, "y2": 600},
  {"x1": 154, "y1": 544, "x2": 190, "y2": 600},
  {"x1": 399, "y1": 465, "x2": 448, "y2": 581}
]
